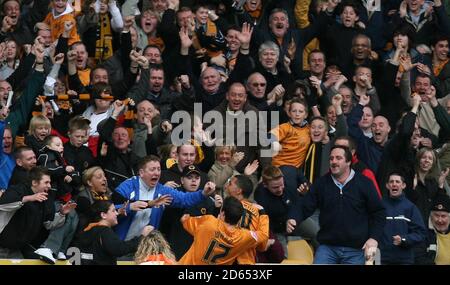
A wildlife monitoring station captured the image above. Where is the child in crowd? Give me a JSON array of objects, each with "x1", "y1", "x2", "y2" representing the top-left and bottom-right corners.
[
  {"x1": 64, "y1": 115, "x2": 96, "y2": 175},
  {"x1": 158, "y1": 143, "x2": 177, "y2": 170},
  {"x1": 37, "y1": 135, "x2": 80, "y2": 201},
  {"x1": 34, "y1": 134, "x2": 79, "y2": 263},
  {"x1": 270, "y1": 98, "x2": 310, "y2": 198},
  {"x1": 160, "y1": 165, "x2": 222, "y2": 260},
  {"x1": 25, "y1": 115, "x2": 52, "y2": 155},
  {"x1": 43, "y1": 0, "x2": 80, "y2": 45}
]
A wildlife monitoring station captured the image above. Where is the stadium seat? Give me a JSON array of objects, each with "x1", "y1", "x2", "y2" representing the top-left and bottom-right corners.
[
  {"x1": 285, "y1": 240, "x2": 314, "y2": 265},
  {"x1": 0, "y1": 259, "x2": 70, "y2": 265}
]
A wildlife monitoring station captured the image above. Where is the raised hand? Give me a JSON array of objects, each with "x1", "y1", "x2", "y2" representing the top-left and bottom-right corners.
[
  {"x1": 161, "y1": 121, "x2": 173, "y2": 133},
  {"x1": 143, "y1": 116, "x2": 152, "y2": 131},
  {"x1": 112, "y1": 100, "x2": 126, "y2": 118},
  {"x1": 52, "y1": 53, "x2": 65, "y2": 65},
  {"x1": 267, "y1": 84, "x2": 285, "y2": 103},
  {"x1": 148, "y1": 194, "x2": 173, "y2": 208},
  {"x1": 202, "y1": 181, "x2": 216, "y2": 196},
  {"x1": 399, "y1": 1, "x2": 407, "y2": 18},
  {"x1": 65, "y1": 165, "x2": 75, "y2": 173},
  {"x1": 237, "y1": 22, "x2": 253, "y2": 49},
  {"x1": 179, "y1": 27, "x2": 193, "y2": 49},
  {"x1": 359, "y1": 93, "x2": 370, "y2": 106},
  {"x1": 141, "y1": 225, "x2": 154, "y2": 236},
  {"x1": 309, "y1": 75, "x2": 323, "y2": 96},
  {"x1": 426, "y1": 85, "x2": 439, "y2": 107},
  {"x1": 417, "y1": 63, "x2": 431, "y2": 75},
  {"x1": 67, "y1": 50, "x2": 77, "y2": 63},
  {"x1": 0, "y1": 105, "x2": 10, "y2": 120},
  {"x1": 231, "y1": 151, "x2": 244, "y2": 166},
  {"x1": 1, "y1": 16, "x2": 13, "y2": 33},
  {"x1": 214, "y1": 194, "x2": 223, "y2": 208},
  {"x1": 137, "y1": 55, "x2": 149, "y2": 69},
  {"x1": 23, "y1": 192, "x2": 48, "y2": 203},
  {"x1": 411, "y1": 92, "x2": 421, "y2": 108},
  {"x1": 164, "y1": 181, "x2": 180, "y2": 188},
  {"x1": 123, "y1": 16, "x2": 135, "y2": 32},
  {"x1": 129, "y1": 49, "x2": 140, "y2": 64},
  {"x1": 63, "y1": 20, "x2": 75, "y2": 37},
  {"x1": 60, "y1": 200, "x2": 77, "y2": 215},
  {"x1": 167, "y1": 0, "x2": 180, "y2": 10},
  {"x1": 399, "y1": 54, "x2": 418, "y2": 72},
  {"x1": 297, "y1": 182, "x2": 310, "y2": 195},
  {"x1": 438, "y1": 168, "x2": 449, "y2": 188},
  {"x1": 179, "y1": 75, "x2": 190, "y2": 89},
  {"x1": 130, "y1": 200, "x2": 149, "y2": 211},
  {"x1": 332, "y1": 93, "x2": 343, "y2": 107},
  {"x1": 244, "y1": 160, "x2": 259, "y2": 176},
  {"x1": 100, "y1": 142, "x2": 108, "y2": 157},
  {"x1": 117, "y1": 200, "x2": 129, "y2": 216}
]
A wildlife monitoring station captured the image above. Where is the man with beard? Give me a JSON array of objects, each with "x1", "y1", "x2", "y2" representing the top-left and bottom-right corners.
[{"x1": 287, "y1": 146, "x2": 385, "y2": 264}]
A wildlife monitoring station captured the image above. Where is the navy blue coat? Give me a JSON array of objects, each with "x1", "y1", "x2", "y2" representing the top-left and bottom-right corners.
[{"x1": 380, "y1": 194, "x2": 427, "y2": 264}]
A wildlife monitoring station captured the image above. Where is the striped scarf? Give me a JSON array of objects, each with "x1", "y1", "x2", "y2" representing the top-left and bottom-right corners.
[
  {"x1": 91, "y1": 190, "x2": 109, "y2": 201},
  {"x1": 304, "y1": 142, "x2": 322, "y2": 184},
  {"x1": 433, "y1": 58, "x2": 450, "y2": 77},
  {"x1": 95, "y1": 14, "x2": 113, "y2": 62}
]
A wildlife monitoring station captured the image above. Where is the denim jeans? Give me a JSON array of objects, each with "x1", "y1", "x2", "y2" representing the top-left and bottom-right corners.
[
  {"x1": 279, "y1": 165, "x2": 307, "y2": 199},
  {"x1": 42, "y1": 202, "x2": 79, "y2": 255},
  {"x1": 314, "y1": 244, "x2": 365, "y2": 265}
]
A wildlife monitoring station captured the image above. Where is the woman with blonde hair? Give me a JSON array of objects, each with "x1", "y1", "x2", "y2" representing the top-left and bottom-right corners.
[
  {"x1": 73, "y1": 166, "x2": 112, "y2": 245},
  {"x1": 134, "y1": 230, "x2": 177, "y2": 265},
  {"x1": 406, "y1": 147, "x2": 449, "y2": 224}
]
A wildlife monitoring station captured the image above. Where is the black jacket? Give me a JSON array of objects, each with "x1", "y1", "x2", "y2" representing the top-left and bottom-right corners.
[
  {"x1": 77, "y1": 225, "x2": 140, "y2": 265},
  {"x1": 0, "y1": 184, "x2": 55, "y2": 249},
  {"x1": 63, "y1": 142, "x2": 97, "y2": 174},
  {"x1": 290, "y1": 171, "x2": 386, "y2": 249},
  {"x1": 254, "y1": 183, "x2": 293, "y2": 234},
  {"x1": 8, "y1": 166, "x2": 29, "y2": 187}
]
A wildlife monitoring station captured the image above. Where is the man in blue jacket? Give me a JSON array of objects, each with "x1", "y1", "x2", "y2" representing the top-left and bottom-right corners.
[
  {"x1": 113, "y1": 155, "x2": 216, "y2": 241},
  {"x1": 379, "y1": 172, "x2": 427, "y2": 264},
  {"x1": 287, "y1": 146, "x2": 385, "y2": 264}
]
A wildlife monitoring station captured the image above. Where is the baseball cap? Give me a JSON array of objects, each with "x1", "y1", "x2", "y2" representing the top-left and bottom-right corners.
[{"x1": 181, "y1": 165, "x2": 201, "y2": 177}]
